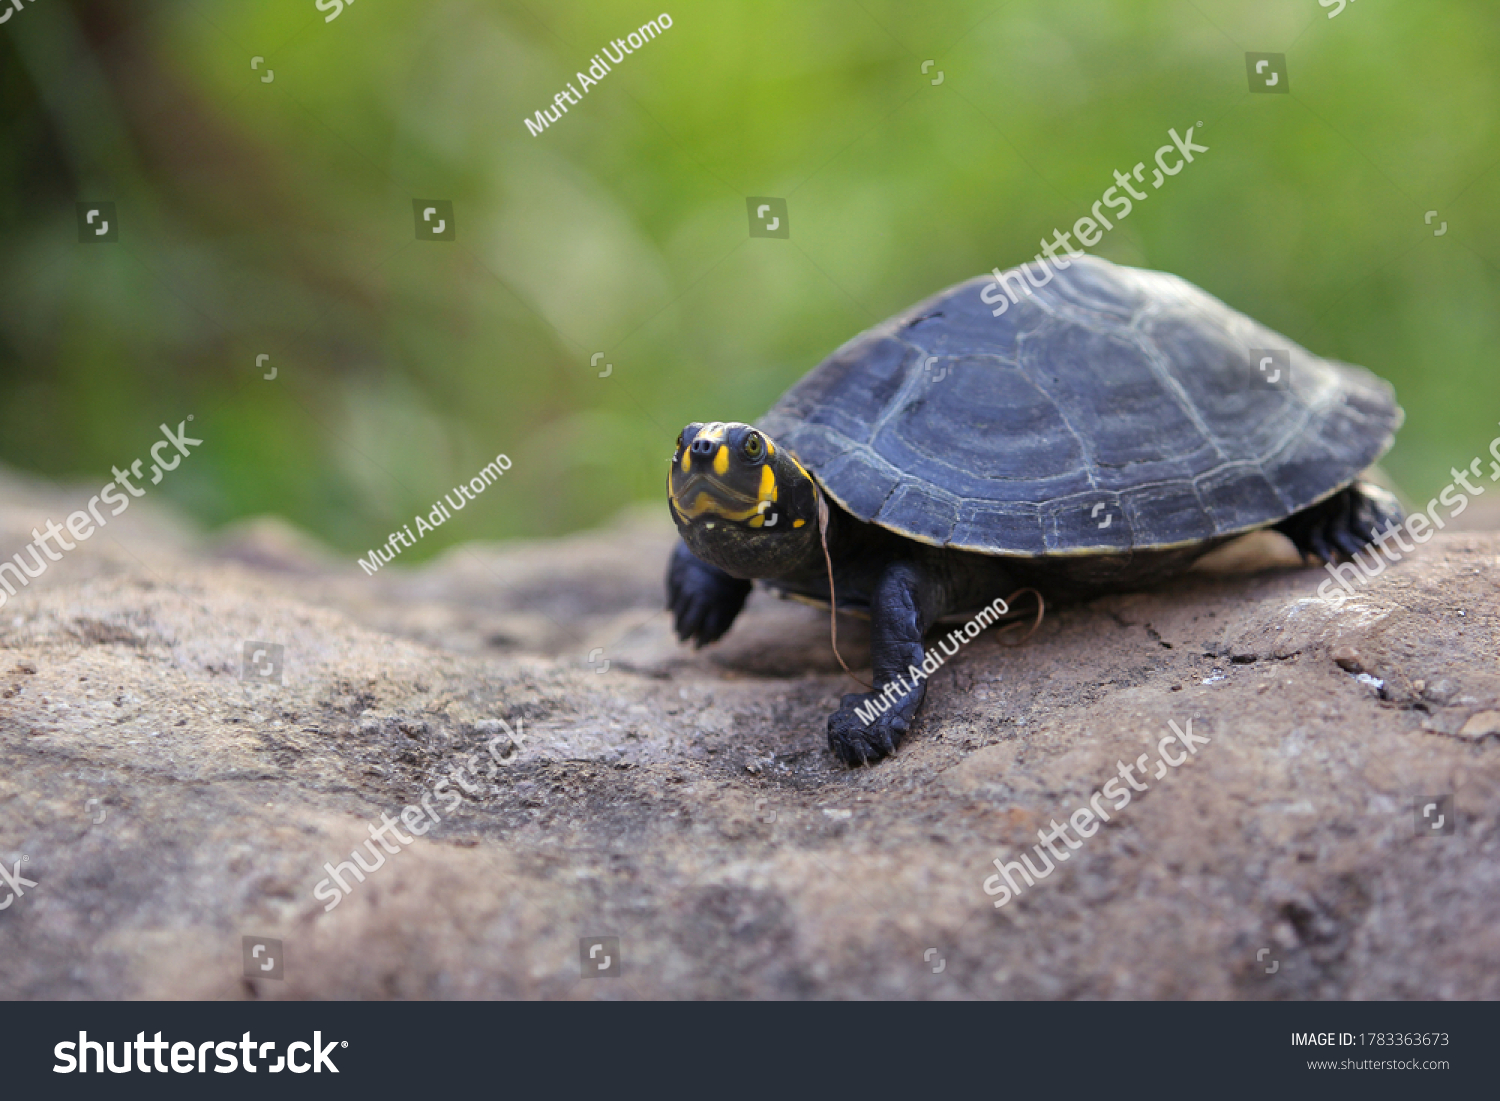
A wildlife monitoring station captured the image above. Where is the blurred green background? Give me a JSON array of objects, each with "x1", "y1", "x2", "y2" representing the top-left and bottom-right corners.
[{"x1": 0, "y1": 0, "x2": 1495, "y2": 559}]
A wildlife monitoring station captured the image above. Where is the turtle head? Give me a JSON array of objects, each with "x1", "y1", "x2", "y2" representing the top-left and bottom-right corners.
[{"x1": 667, "y1": 421, "x2": 821, "y2": 579}]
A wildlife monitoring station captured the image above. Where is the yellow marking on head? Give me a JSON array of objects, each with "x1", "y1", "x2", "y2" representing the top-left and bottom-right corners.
[
  {"x1": 674, "y1": 490, "x2": 762, "y2": 522},
  {"x1": 713, "y1": 445, "x2": 729, "y2": 476},
  {"x1": 749, "y1": 514, "x2": 764, "y2": 528},
  {"x1": 697, "y1": 423, "x2": 727, "y2": 444},
  {"x1": 793, "y1": 518, "x2": 805, "y2": 528},
  {"x1": 680, "y1": 450, "x2": 690, "y2": 473},
  {"x1": 787, "y1": 452, "x2": 814, "y2": 485},
  {"x1": 758, "y1": 463, "x2": 776, "y2": 503}
]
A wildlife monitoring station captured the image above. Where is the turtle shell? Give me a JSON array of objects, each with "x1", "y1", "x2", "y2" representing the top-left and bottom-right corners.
[{"x1": 757, "y1": 255, "x2": 1402, "y2": 555}]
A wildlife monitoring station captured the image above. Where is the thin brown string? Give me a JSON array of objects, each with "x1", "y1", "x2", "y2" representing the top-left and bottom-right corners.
[
  {"x1": 816, "y1": 485, "x2": 874, "y2": 689},
  {"x1": 993, "y1": 586, "x2": 1046, "y2": 645}
]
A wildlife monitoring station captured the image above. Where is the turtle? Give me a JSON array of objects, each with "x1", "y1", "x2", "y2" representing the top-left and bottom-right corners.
[{"x1": 665, "y1": 254, "x2": 1403, "y2": 767}]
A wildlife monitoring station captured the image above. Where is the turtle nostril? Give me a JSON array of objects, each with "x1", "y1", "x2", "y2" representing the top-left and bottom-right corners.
[{"x1": 689, "y1": 438, "x2": 717, "y2": 456}]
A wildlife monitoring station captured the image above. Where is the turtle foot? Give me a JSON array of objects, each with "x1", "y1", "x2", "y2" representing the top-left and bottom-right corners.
[
  {"x1": 828, "y1": 691, "x2": 913, "y2": 767},
  {"x1": 1275, "y1": 480, "x2": 1405, "y2": 564},
  {"x1": 667, "y1": 540, "x2": 752, "y2": 647}
]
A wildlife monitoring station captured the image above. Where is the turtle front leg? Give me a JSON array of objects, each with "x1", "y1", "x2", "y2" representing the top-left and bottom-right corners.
[
  {"x1": 827, "y1": 561, "x2": 939, "y2": 766},
  {"x1": 667, "y1": 540, "x2": 753, "y2": 647}
]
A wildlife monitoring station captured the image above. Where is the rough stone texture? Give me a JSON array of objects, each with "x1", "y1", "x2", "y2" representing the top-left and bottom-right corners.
[{"x1": 1, "y1": 468, "x2": 1498, "y2": 1000}]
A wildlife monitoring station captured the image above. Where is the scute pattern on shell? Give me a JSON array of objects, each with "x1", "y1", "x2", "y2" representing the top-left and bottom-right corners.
[{"x1": 757, "y1": 255, "x2": 1402, "y2": 555}]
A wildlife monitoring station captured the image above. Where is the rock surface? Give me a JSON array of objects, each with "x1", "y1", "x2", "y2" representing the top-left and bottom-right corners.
[{"x1": 1, "y1": 469, "x2": 1498, "y2": 1000}]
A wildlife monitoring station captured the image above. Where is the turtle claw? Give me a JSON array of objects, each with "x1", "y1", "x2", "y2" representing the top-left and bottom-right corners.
[{"x1": 828, "y1": 691, "x2": 909, "y2": 767}]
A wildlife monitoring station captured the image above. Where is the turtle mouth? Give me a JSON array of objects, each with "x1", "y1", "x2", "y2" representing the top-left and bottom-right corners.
[{"x1": 669, "y1": 470, "x2": 764, "y2": 523}]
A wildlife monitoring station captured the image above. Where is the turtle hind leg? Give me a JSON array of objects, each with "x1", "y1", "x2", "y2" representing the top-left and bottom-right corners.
[
  {"x1": 1274, "y1": 480, "x2": 1404, "y2": 564},
  {"x1": 667, "y1": 540, "x2": 752, "y2": 647}
]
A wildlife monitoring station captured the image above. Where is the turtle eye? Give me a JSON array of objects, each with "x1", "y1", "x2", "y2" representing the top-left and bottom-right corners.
[
  {"x1": 742, "y1": 433, "x2": 764, "y2": 461},
  {"x1": 675, "y1": 432, "x2": 685, "y2": 451}
]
